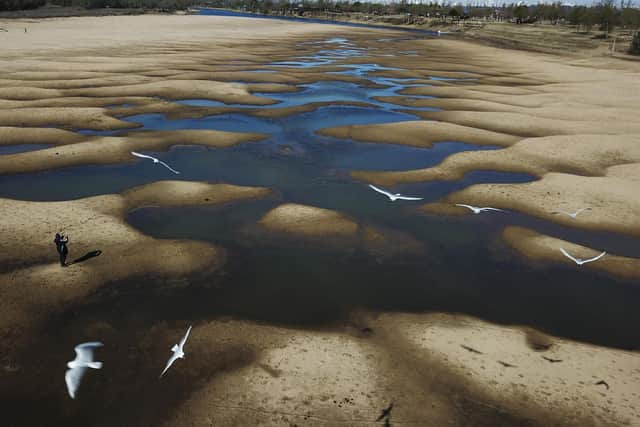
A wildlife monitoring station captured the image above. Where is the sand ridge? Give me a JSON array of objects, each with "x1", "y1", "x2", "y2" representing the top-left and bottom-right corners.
[
  {"x1": 419, "y1": 168, "x2": 640, "y2": 238},
  {"x1": 0, "y1": 129, "x2": 267, "y2": 175},
  {"x1": 318, "y1": 120, "x2": 519, "y2": 148},
  {"x1": 503, "y1": 226, "x2": 640, "y2": 279},
  {"x1": 257, "y1": 203, "x2": 424, "y2": 258},
  {"x1": 354, "y1": 134, "x2": 640, "y2": 186}
]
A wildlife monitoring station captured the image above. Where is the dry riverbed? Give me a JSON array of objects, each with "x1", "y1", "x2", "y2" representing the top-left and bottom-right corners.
[{"x1": 0, "y1": 13, "x2": 638, "y2": 426}]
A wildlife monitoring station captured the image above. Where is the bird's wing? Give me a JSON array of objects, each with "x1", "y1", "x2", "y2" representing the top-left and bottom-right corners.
[
  {"x1": 157, "y1": 160, "x2": 180, "y2": 174},
  {"x1": 559, "y1": 248, "x2": 580, "y2": 264},
  {"x1": 396, "y1": 195, "x2": 423, "y2": 201},
  {"x1": 179, "y1": 325, "x2": 192, "y2": 348},
  {"x1": 131, "y1": 151, "x2": 156, "y2": 161},
  {"x1": 368, "y1": 184, "x2": 392, "y2": 197},
  {"x1": 455, "y1": 204, "x2": 475, "y2": 211},
  {"x1": 480, "y1": 207, "x2": 505, "y2": 212},
  {"x1": 583, "y1": 251, "x2": 606, "y2": 264},
  {"x1": 575, "y1": 207, "x2": 591, "y2": 215},
  {"x1": 74, "y1": 342, "x2": 103, "y2": 363},
  {"x1": 65, "y1": 367, "x2": 86, "y2": 399},
  {"x1": 160, "y1": 353, "x2": 179, "y2": 378}
]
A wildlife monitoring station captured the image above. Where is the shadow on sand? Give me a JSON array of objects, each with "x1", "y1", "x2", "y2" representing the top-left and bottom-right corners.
[{"x1": 70, "y1": 250, "x2": 102, "y2": 265}]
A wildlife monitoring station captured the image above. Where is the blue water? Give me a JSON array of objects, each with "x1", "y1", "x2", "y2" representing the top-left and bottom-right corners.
[
  {"x1": 0, "y1": 144, "x2": 50, "y2": 155},
  {"x1": 176, "y1": 79, "x2": 436, "y2": 112}
]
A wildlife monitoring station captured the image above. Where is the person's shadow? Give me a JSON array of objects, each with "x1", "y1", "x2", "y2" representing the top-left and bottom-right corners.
[{"x1": 70, "y1": 250, "x2": 102, "y2": 265}]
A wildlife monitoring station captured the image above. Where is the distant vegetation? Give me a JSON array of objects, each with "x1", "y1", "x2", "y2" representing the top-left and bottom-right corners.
[
  {"x1": 631, "y1": 30, "x2": 640, "y2": 53},
  {"x1": 204, "y1": 0, "x2": 640, "y2": 35},
  {"x1": 0, "y1": 0, "x2": 192, "y2": 11},
  {"x1": 0, "y1": 0, "x2": 47, "y2": 11},
  {"x1": 2, "y1": 0, "x2": 640, "y2": 41}
]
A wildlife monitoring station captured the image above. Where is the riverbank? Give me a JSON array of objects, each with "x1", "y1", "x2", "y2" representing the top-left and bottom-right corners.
[{"x1": 200, "y1": 7, "x2": 639, "y2": 58}]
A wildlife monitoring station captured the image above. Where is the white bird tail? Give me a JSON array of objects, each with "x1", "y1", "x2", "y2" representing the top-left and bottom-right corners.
[{"x1": 88, "y1": 361, "x2": 103, "y2": 369}]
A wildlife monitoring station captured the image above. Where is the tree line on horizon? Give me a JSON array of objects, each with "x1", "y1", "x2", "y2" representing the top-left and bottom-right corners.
[
  {"x1": 2, "y1": 0, "x2": 639, "y2": 33},
  {"x1": 0, "y1": 0, "x2": 192, "y2": 11},
  {"x1": 208, "y1": 0, "x2": 639, "y2": 32}
]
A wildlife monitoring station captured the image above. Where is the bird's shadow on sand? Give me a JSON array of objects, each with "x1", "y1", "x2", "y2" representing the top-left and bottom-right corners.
[{"x1": 70, "y1": 250, "x2": 102, "y2": 265}]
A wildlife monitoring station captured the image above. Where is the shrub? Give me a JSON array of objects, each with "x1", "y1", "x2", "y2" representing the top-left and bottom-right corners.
[{"x1": 630, "y1": 31, "x2": 640, "y2": 55}]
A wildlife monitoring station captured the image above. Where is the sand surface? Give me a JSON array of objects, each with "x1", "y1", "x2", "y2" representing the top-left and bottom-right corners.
[
  {"x1": 0, "y1": 129, "x2": 267, "y2": 174},
  {"x1": 258, "y1": 203, "x2": 424, "y2": 258},
  {"x1": 503, "y1": 227, "x2": 640, "y2": 280},
  {"x1": 318, "y1": 120, "x2": 519, "y2": 148},
  {"x1": 149, "y1": 311, "x2": 639, "y2": 426},
  {"x1": 419, "y1": 169, "x2": 640, "y2": 239}
]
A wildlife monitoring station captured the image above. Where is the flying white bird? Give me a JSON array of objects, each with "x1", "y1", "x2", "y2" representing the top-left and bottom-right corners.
[
  {"x1": 552, "y1": 207, "x2": 591, "y2": 219},
  {"x1": 455, "y1": 204, "x2": 505, "y2": 214},
  {"x1": 65, "y1": 342, "x2": 103, "y2": 399},
  {"x1": 559, "y1": 248, "x2": 606, "y2": 266},
  {"x1": 368, "y1": 184, "x2": 423, "y2": 202},
  {"x1": 160, "y1": 325, "x2": 192, "y2": 378},
  {"x1": 131, "y1": 151, "x2": 180, "y2": 174}
]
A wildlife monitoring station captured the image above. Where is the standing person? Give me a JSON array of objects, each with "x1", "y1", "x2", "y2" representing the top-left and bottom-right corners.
[{"x1": 54, "y1": 233, "x2": 69, "y2": 267}]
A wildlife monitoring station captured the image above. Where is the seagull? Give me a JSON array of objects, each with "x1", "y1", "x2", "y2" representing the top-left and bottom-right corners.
[
  {"x1": 160, "y1": 325, "x2": 192, "y2": 378},
  {"x1": 131, "y1": 151, "x2": 180, "y2": 174},
  {"x1": 455, "y1": 204, "x2": 505, "y2": 214},
  {"x1": 65, "y1": 342, "x2": 103, "y2": 399},
  {"x1": 368, "y1": 184, "x2": 422, "y2": 202},
  {"x1": 552, "y1": 207, "x2": 591, "y2": 219},
  {"x1": 559, "y1": 248, "x2": 606, "y2": 266}
]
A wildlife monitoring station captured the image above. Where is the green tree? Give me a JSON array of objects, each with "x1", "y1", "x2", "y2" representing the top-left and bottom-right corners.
[
  {"x1": 594, "y1": 0, "x2": 617, "y2": 37},
  {"x1": 513, "y1": 5, "x2": 528, "y2": 23},
  {"x1": 631, "y1": 31, "x2": 640, "y2": 54}
]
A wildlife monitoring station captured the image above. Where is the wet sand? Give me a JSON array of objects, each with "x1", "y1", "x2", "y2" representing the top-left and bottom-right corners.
[{"x1": 1, "y1": 13, "x2": 639, "y2": 427}]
